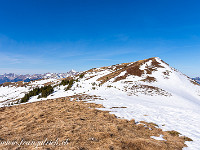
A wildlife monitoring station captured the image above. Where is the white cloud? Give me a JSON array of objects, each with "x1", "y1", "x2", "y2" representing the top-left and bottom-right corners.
[{"x1": 0, "y1": 52, "x2": 46, "y2": 65}]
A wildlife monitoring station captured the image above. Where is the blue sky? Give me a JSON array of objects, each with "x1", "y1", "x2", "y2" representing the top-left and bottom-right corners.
[{"x1": 0, "y1": 0, "x2": 200, "y2": 77}]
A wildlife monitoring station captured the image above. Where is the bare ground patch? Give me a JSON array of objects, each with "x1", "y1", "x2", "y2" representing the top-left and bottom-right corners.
[{"x1": 125, "y1": 84, "x2": 172, "y2": 96}]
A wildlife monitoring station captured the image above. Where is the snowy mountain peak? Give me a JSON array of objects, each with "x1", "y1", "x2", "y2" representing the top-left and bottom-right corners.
[
  {"x1": 69, "y1": 69, "x2": 77, "y2": 73},
  {"x1": 78, "y1": 57, "x2": 200, "y2": 99},
  {"x1": 91, "y1": 57, "x2": 169, "y2": 84}
]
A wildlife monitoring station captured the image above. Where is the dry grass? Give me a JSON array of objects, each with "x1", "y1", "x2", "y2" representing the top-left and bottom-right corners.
[
  {"x1": 190, "y1": 80, "x2": 200, "y2": 86},
  {"x1": 141, "y1": 76, "x2": 156, "y2": 83},
  {"x1": 0, "y1": 95, "x2": 189, "y2": 150},
  {"x1": 110, "y1": 106, "x2": 127, "y2": 109},
  {"x1": 1, "y1": 81, "x2": 29, "y2": 87},
  {"x1": 166, "y1": 130, "x2": 180, "y2": 136},
  {"x1": 181, "y1": 136, "x2": 193, "y2": 141},
  {"x1": 0, "y1": 78, "x2": 59, "y2": 88}
]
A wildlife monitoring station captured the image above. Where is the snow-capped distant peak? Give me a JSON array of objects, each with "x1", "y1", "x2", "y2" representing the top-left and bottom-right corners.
[{"x1": 69, "y1": 69, "x2": 77, "y2": 73}]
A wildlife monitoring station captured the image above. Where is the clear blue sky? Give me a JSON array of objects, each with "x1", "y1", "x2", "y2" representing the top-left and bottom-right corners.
[{"x1": 0, "y1": 0, "x2": 200, "y2": 77}]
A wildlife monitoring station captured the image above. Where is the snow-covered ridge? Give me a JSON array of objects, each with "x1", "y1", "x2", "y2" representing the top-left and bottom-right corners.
[{"x1": 0, "y1": 57, "x2": 200, "y2": 149}]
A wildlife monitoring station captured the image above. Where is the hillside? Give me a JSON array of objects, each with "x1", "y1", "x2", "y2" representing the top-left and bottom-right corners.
[
  {"x1": 0, "y1": 96, "x2": 187, "y2": 150},
  {"x1": 0, "y1": 57, "x2": 200, "y2": 149}
]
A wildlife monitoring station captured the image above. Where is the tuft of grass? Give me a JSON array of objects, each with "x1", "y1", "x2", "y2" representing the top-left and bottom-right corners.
[
  {"x1": 141, "y1": 76, "x2": 156, "y2": 83},
  {"x1": 107, "y1": 85, "x2": 112, "y2": 88},
  {"x1": 167, "y1": 130, "x2": 180, "y2": 136},
  {"x1": 182, "y1": 136, "x2": 193, "y2": 141},
  {"x1": 111, "y1": 106, "x2": 127, "y2": 109},
  {"x1": 149, "y1": 122, "x2": 159, "y2": 127},
  {"x1": 92, "y1": 82, "x2": 96, "y2": 86}
]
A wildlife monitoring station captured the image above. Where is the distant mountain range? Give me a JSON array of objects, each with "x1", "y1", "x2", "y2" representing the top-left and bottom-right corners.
[
  {"x1": 0, "y1": 69, "x2": 78, "y2": 84},
  {"x1": 193, "y1": 77, "x2": 200, "y2": 84}
]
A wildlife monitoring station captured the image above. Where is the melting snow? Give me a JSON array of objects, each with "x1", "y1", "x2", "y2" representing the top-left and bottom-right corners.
[{"x1": 151, "y1": 135, "x2": 166, "y2": 141}]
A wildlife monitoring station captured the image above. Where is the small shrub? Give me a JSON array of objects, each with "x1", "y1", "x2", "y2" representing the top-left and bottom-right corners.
[
  {"x1": 21, "y1": 94, "x2": 30, "y2": 103},
  {"x1": 60, "y1": 79, "x2": 69, "y2": 86},
  {"x1": 149, "y1": 122, "x2": 159, "y2": 127},
  {"x1": 79, "y1": 74, "x2": 84, "y2": 78},
  {"x1": 20, "y1": 85, "x2": 54, "y2": 103},
  {"x1": 64, "y1": 79, "x2": 75, "y2": 91},
  {"x1": 92, "y1": 82, "x2": 96, "y2": 86}
]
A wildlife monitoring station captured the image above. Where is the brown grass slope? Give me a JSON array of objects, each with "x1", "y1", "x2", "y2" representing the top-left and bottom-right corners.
[{"x1": 0, "y1": 96, "x2": 188, "y2": 150}]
